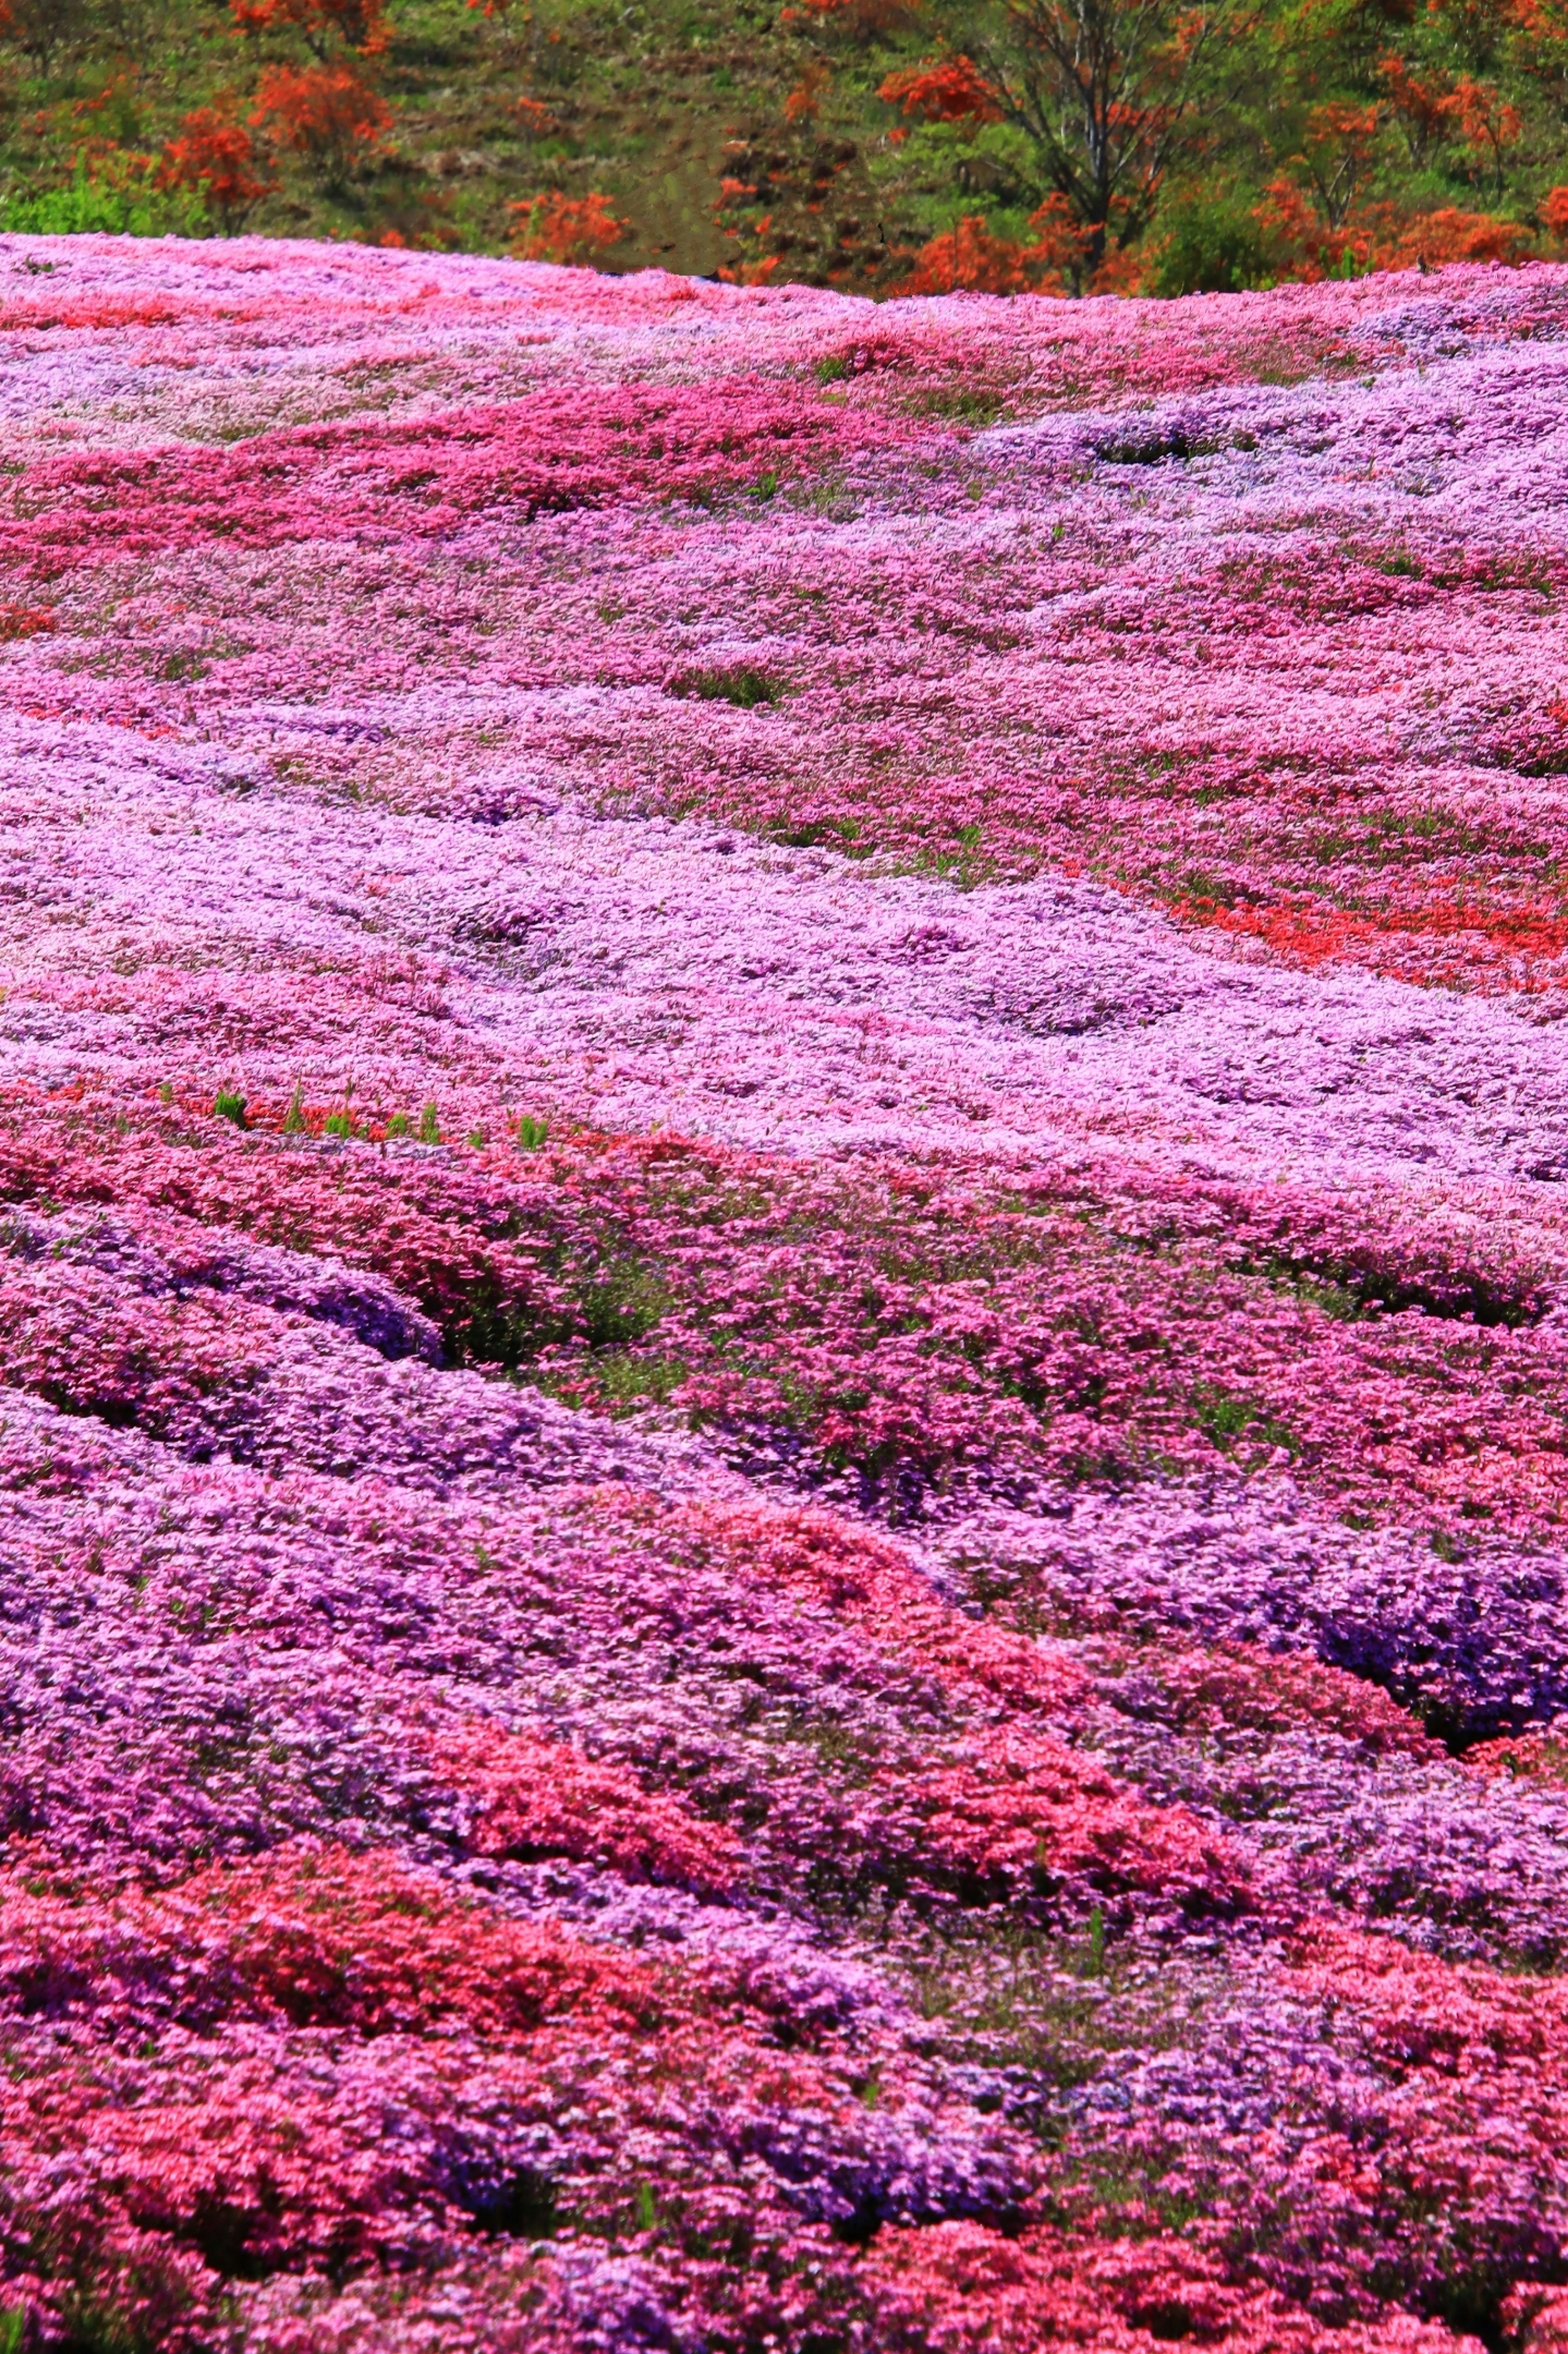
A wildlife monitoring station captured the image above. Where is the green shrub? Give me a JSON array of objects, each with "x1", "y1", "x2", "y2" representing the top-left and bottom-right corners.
[
  {"x1": 1150, "y1": 196, "x2": 1272, "y2": 297},
  {"x1": 1, "y1": 157, "x2": 207, "y2": 239}
]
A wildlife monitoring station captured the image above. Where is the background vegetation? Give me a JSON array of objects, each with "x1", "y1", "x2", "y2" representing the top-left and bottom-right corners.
[{"x1": 3, "y1": 0, "x2": 1568, "y2": 294}]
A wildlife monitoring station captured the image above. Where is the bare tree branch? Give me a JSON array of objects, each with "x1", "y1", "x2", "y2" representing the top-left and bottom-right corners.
[{"x1": 975, "y1": 0, "x2": 1234, "y2": 277}]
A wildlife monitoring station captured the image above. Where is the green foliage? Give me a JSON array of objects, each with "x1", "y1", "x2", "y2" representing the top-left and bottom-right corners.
[
  {"x1": 672, "y1": 665, "x2": 779, "y2": 709},
  {"x1": 1190, "y1": 1380, "x2": 1296, "y2": 1459},
  {"x1": 213, "y1": 1089, "x2": 248, "y2": 1128},
  {"x1": 1150, "y1": 192, "x2": 1274, "y2": 294},
  {"x1": 1, "y1": 156, "x2": 207, "y2": 238},
  {"x1": 416, "y1": 1101, "x2": 441, "y2": 1145},
  {"x1": 578, "y1": 1260, "x2": 675, "y2": 1351},
  {"x1": 515, "y1": 1114, "x2": 550, "y2": 1150}
]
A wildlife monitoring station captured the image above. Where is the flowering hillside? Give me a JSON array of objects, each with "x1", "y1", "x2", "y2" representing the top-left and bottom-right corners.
[{"x1": 4, "y1": 234, "x2": 1568, "y2": 2353}]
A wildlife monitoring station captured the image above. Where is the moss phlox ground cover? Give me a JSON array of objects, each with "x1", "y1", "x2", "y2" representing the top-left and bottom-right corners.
[{"x1": 2, "y1": 233, "x2": 1568, "y2": 2351}]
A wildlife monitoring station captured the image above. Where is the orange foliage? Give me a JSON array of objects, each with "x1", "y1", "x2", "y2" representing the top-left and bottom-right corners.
[
  {"x1": 897, "y1": 215, "x2": 1038, "y2": 295},
  {"x1": 719, "y1": 252, "x2": 784, "y2": 286},
  {"x1": 1300, "y1": 100, "x2": 1381, "y2": 227},
  {"x1": 1256, "y1": 173, "x2": 1532, "y2": 278},
  {"x1": 1373, "y1": 204, "x2": 1532, "y2": 264},
  {"x1": 1028, "y1": 192, "x2": 1102, "y2": 290},
  {"x1": 514, "y1": 94, "x2": 555, "y2": 138},
  {"x1": 250, "y1": 62, "x2": 390, "y2": 188},
  {"x1": 785, "y1": 59, "x2": 832, "y2": 123},
  {"x1": 159, "y1": 106, "x2": 278, "y2": 230},
  {"x1": 1087, "y1": 242, "x2": 1154, "y2": 293},
  {"x1": 1378, "y1": 51, "x2": 1458, "y2": 160},
  {"x1": 509, "y1": 190, "x2": 625, "y2": 266},
  {"x1": 1504, "y1": 0, "x2": 1568, "y2": 44},
  {"x1": 895, "y1": 197, "x2": 1117, "y2": 297},
  {"x1": 878, "y1": 53, "x2": 1002, "y2": 123},
  {"x1": 231, "y1": 0, "x2": 391, "y2": 56},
  {"x1": 1449, "y1": 73, "x2": 1522, "y2": 180}
]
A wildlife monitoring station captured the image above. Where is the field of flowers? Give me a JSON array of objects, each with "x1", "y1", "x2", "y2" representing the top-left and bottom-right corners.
[{"x1": 2, "y1": 232, "x2": 1568, "y2": 2352}]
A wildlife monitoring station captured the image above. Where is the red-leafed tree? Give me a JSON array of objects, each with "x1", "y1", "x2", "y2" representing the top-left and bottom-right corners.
[
  {"x1": 877, "y1": 2, "x2": 1238, "y2": 286},
  {"x1": 784, "y1": 57, "x2": 833, "y2": 122},
  {"x1": 509, "y1": 190, "x2": 625, "y2": 265},
  {"x1": 159, "y1": 105, "x2": 278, "y2": 232},
  {"x1": 250, "y1": 62, "x2": 391, "y2": 192},
  {"x1": 896, "y1": 192, "x2": 1097, "y2": 295},
  {"x1": 230, "y1": 0, "x2": 391, "y2": 57},
  {"x1": 878, "y1": 53, "x2": 1004, "y2": 122},
  {"x1": 900, "y1": 213, "x2": 1040, "y2": 292},
  {"x1": 1449, "y1": 73, "x2": 1521, "y2": 189},
  {"x1": 1378, "y1": 52, "x2": 1459, "y2": 165}
]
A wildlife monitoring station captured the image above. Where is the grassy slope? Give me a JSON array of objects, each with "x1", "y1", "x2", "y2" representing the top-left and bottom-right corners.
[
  {"x1": 1, "y1": 0, "x2": 1564, "y2": 287},
  {"x1": 0, "y1": 0, "x2": 936, "y2": 281}
]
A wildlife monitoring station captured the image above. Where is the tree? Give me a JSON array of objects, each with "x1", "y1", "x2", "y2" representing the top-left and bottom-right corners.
[
  {"x1": 509, "y1": 190, "x2": 624, "y2": 265},
  {"x1": 1298, "y1": 99, "x2": 1381, "y2": 226},
  {"x1": 900, "y1": 210, "x2": 1040, "y2": 288},
  {"x1": 1448, "y1": 74, "x2": 1521, "y2": 191},
  {"x1": 250, "y1": 62, "x2": 390, "y2": 193},
  {"x1": 878, "y1": 0, "x2": 1241, "y2": 285},
  {"x1": 879, "y1": 53, "x2": 1005, "y2": 121},
  {"x1": 993, "y1": 0, "x2": 1246, "y2": 275},
  {"x1": 160, "y1": 105, "x2": 279, "y2": 233},
  {"x1": 1378, "y1": 51, "x2": 1459, "y2": 164},
  {"x1": 230, "y1": 0, "x2": 391, "y2": 58}
]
